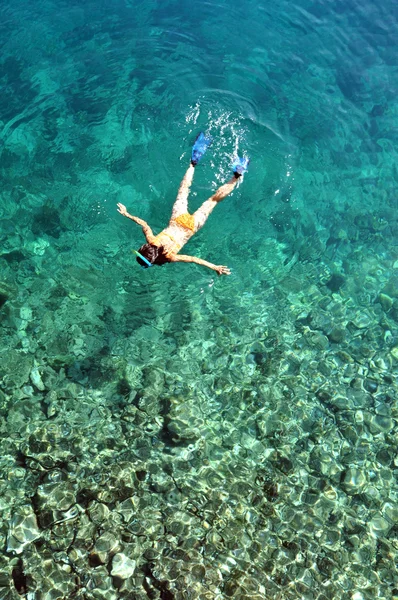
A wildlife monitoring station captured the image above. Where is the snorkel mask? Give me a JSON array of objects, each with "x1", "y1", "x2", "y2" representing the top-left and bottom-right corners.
[{"x1": 133, "y1": 250, "x2": 153, "y2": 269}]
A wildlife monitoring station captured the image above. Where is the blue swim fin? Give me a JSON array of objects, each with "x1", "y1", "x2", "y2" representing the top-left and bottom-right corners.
[
  {"x1": 191, "y1": 132, "x2": 212, "y2": 165},
  {"x1": 232, "y1": 156, "x2": 250, "y2": 177}
]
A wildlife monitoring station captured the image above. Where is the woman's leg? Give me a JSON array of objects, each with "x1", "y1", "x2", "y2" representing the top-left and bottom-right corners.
[
  {"x1": 193, "y1": 175, "x2": 239, "y2": 232},
  {"x1": 170, "y1": 163, "x2": 195, "y2": 222}
]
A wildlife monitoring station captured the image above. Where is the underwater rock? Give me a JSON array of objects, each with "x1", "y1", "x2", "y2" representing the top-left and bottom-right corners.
[
  {"x1": 31, "y1": 198, "x2": 62, "y2": 238},
  {"x1": 111, "y1": 553, "x2": 136, "y2": 579},
  {"x1": 376, "y1": 448, "x2": 393, "y2": 467},
  {"x1": 391, "y1": 300, "x2": 398, "y2": 323},
  {"x1": 0, "y1": 280, "x2": 17, "y2": 309},
  {"x1": 382, "y1": 275, "x2": 398, "y2": 299},
  {"x1": 19, "y1": 306, "x2": 32, "y2": 325},
  {"x1": 341, "y1": 467, "x2": 366, "y2": 495},
  {"x1": 86, "y1": 566, "x2": 118, "y2": 600},
  {"x1": 351, "y1": 312, "x2": 373, "y2": 329},
  {"x1": 363, "y1": 379, "x2": 378, "y2": 393},
  {"x1": 309, "y1": 332, "x2": 329, "y2": 350},
  {"x1": 391, "y1": 347, "x2": 398, "y2": 361},
  {"x1": 319, "y1": 526, "x2": 341, "y2": 551},
  {"x1": 87, "y1": 501, "x2": 111, "y2": 525},
  {"x1": 30, "y1": 365, "x2": 45, "y2": 391},
  {"x1": 124, "y1": 364, "x2": 142, "y2": 390},
  {"x1": 309, "y1": 446, "x2": 342, "y2": 479},
  {"x1": 7, "y1": 506, "x2": 40, "y2": 554},
  {"x1": 93, "y1": 532, "x2": 121, "y2": 564},
  {"x1": 165, "y1": 397, "x2": 205, "y2": 443},
  {"x1": 165, "y1": 417, "x2": 202, "y2": 442},
  {"x1": 367, "y1": 414, "x2": 393, "y2": 434},
  {"x1": 328, "y1": 326, "x2": 346, "y2": 343},
  {"x1": 378, "y1": 293, "x2": 393, "y2": 312},
  {"x1": 35, "y1": 481, "x2": 77, "y2": 524},
  {"x1": 369, "y1": 515, "x2": 391, "y2": 538},
  {"x1": 326, "y1": 273, "x2": 345, "y2": 292},
  {"x1": 382, "y1": 502, "x2": 398, "y2": 523},
  {"x1": 26, "y1": 238, "x2": 50, "y2": 256},
  {"x1": 0, "y1": 350, "x2": 33, "y2": 390}
]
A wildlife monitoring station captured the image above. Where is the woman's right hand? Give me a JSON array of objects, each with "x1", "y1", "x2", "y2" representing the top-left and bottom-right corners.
[
  {"x1": 117, "y1": 202, "x2": 128, "y2": 216},
  {"x1": 215, "y1": 265, "x2": 231, "y2": 276}
]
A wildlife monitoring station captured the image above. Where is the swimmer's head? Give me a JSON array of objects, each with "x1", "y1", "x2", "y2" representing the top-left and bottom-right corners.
[{"x1": 135, "y1": 244, "x2": 169, "y2": 268}]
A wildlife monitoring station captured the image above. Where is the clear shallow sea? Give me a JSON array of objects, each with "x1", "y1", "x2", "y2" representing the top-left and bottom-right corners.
[{"x1": 0, "y1": 0, "x2": 397, "y2": 598}]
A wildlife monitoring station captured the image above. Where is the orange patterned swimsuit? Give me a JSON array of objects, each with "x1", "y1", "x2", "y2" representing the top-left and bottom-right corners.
[
  {"x1": 152, "y1": 213, "x2": 195, "y2": 259},
  {"x1": 173, "y1": 213, "x2": 195, "y2": 232}
]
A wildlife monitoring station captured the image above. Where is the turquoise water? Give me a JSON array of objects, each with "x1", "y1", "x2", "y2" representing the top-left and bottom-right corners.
[{"x1": 1, "y1": 0, "x2": 398, "y2": 598}]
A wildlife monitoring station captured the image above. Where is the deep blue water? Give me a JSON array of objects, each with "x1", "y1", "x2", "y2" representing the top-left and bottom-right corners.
[{"x1": 0, "y1": 0, "x2": 397, "y2": 598}]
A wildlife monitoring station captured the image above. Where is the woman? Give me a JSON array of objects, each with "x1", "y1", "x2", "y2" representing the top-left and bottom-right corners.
[{"x1": 117, "y1": 133, "x2": 249, "y2": 276}]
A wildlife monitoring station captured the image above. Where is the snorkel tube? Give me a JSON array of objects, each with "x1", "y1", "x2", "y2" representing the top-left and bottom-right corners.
[{"x1": 133, "y1": 250, "x2": 153, "y2": 268}]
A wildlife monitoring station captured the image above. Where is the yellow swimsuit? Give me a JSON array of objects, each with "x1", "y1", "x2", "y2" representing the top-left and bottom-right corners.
[
  {"x1": 152, "y1": 213, "x2": 195, "y2": 259},
  {"x1": 173, "y1": 213, "x2": 195, "y2": 232}
]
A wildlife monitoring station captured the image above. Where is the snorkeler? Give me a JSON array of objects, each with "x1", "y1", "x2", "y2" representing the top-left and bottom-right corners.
[{"x1": 117, "y1": 133, "x2": 249, "y2": 275}]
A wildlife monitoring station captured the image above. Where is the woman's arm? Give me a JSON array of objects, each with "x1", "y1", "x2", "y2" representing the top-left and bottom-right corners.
[
  {"x1": 117, "y1": 203, "x2": 155, "y2": 243},
  {"x1": 170, "y1": 254, "x2": 231, "y2": 275}
]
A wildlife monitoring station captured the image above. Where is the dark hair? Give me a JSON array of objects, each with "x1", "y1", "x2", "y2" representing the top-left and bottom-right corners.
[{"x1": 136, "y1": 243, "x2": 170, "y2": 268}]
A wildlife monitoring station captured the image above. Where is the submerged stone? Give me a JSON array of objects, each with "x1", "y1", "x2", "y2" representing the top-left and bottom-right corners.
[
  {"x1": 93, "y1": 532, "x2": 121, "y2": 564},
  {"x1": 369, "y1": 515, "x2": 390, "y2": 538},
  {"x1": 0, "y1": 280, "x2": 16, "y2": 309},
  {"x1": 0, "y1": 350, "x2": 33, "y2": 389},
  {"x1": 30, "y1": 366, "x2": 45, "y2": 391},
  {"x1": 7, "y1": 508, "x2": 40, "y2": 554},
  {"x1": 328, "y1": 326, "x2": 346, "y2": 343},
  {"x1": 368, "y1": 414, "x2": 393, "y2": 433},
  {"x1": 363, "y1": 379, "x2": 378, "y2": 393},
  {"x1": 111, "y1": 553, "x2": 136, "y2": 579},
  {"x1": 341, "y1": 468, "x2": 366, "y2": 495},
  {"x1": 326, "y1": 273, "x2": 345, "y2": 292},
  {"x1": 378, "y1": 293, "x2": 393, "y2": 312}
]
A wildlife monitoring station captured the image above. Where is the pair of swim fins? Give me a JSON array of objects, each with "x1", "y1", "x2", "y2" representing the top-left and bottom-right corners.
[{"x1": 191, "y1": 132, "x2": 249, "y2": 176}]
